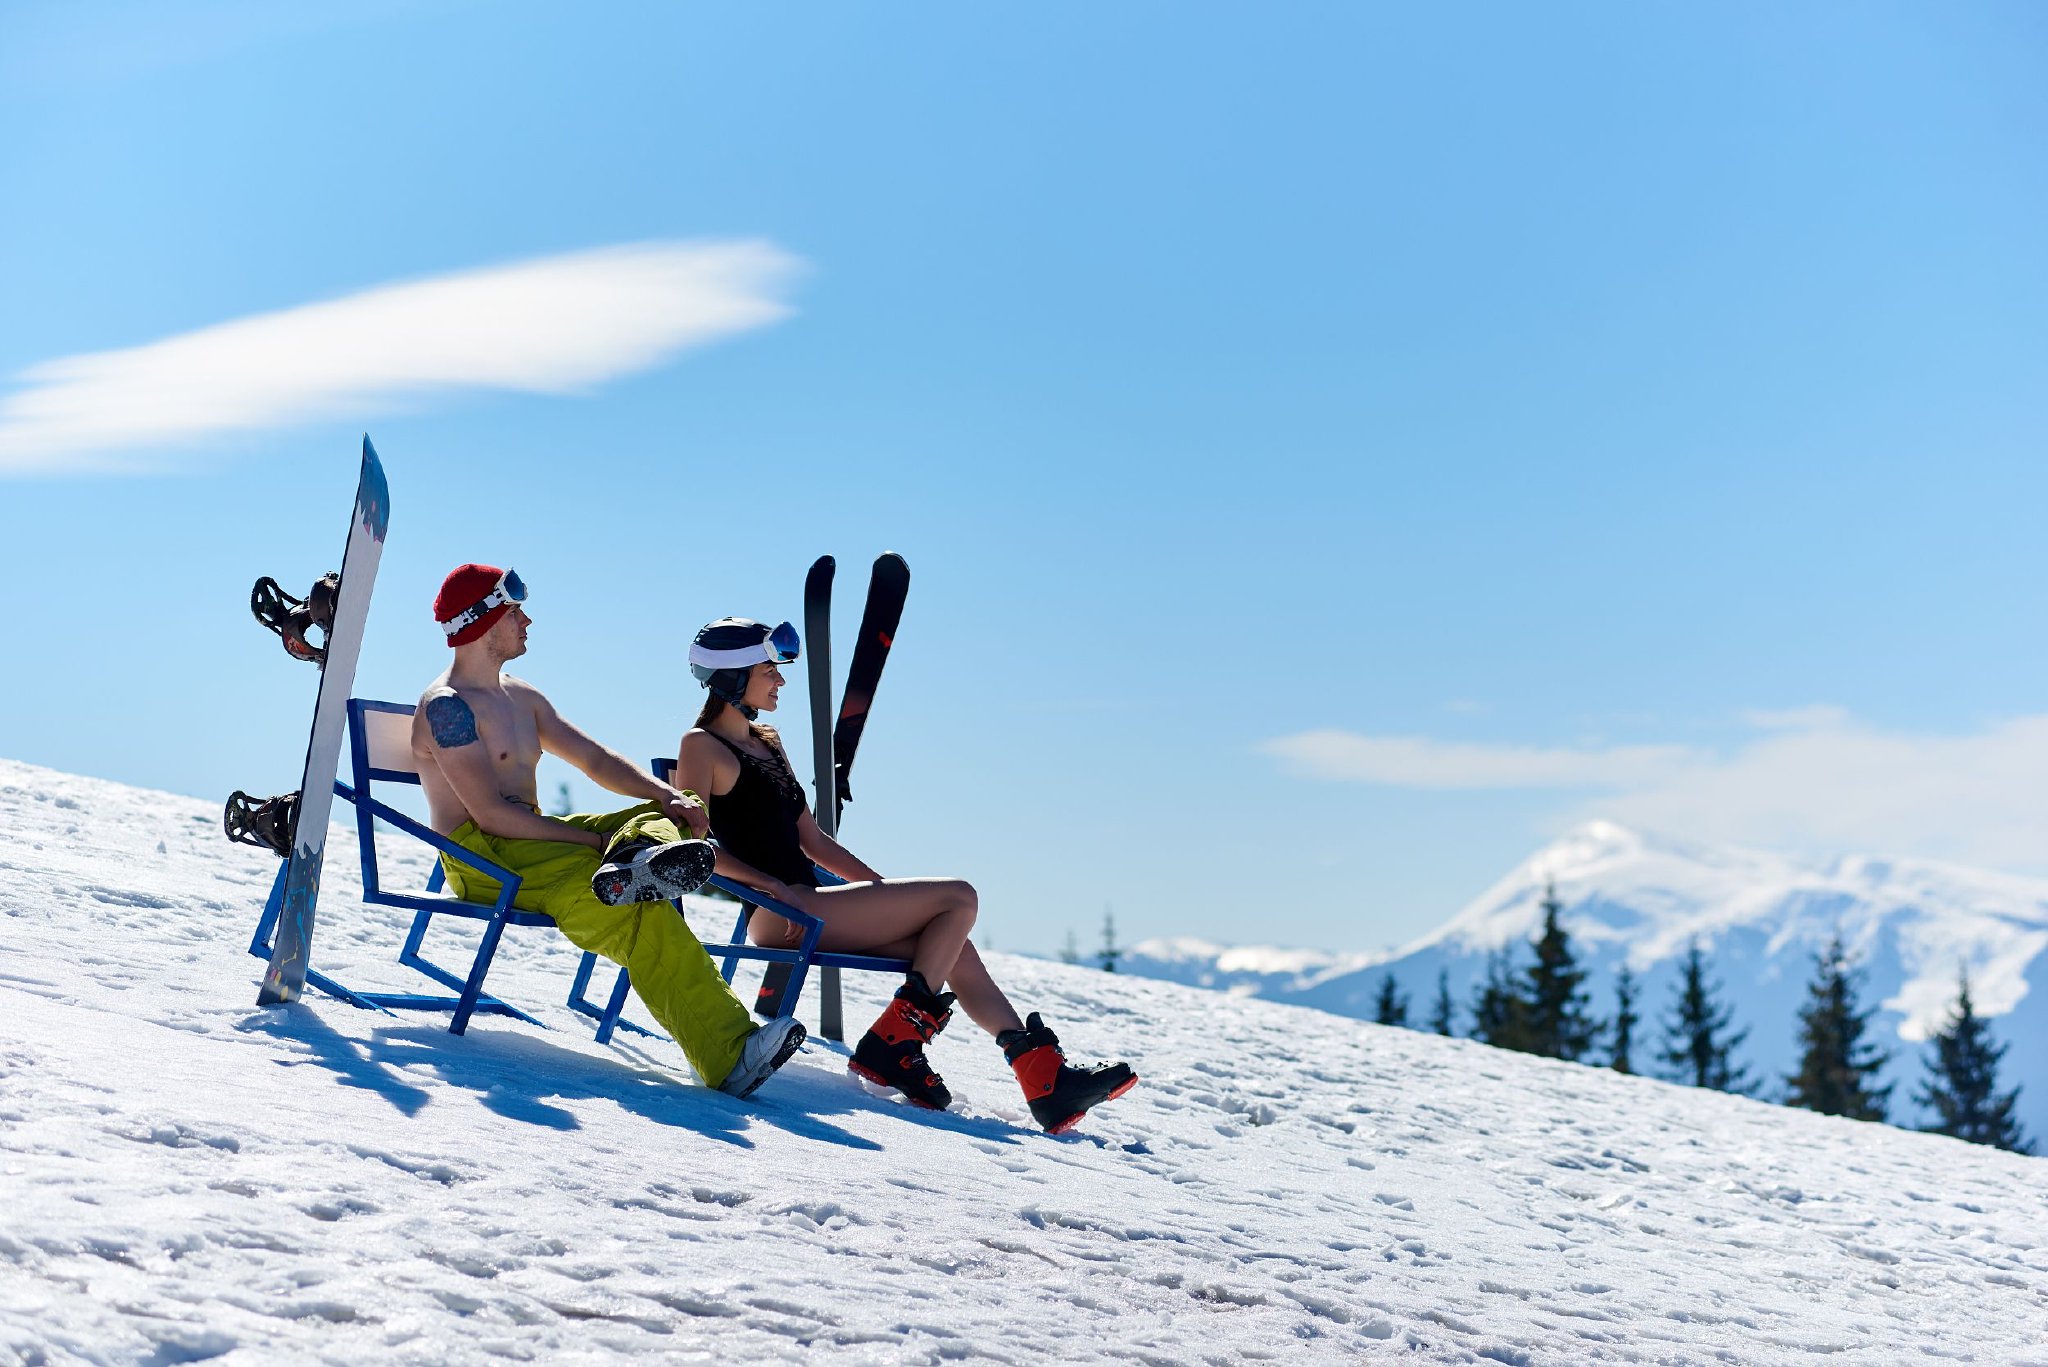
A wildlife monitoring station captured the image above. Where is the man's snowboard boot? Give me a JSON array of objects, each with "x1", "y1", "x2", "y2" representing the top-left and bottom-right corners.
[
  {"x1": 999, "y1": 1013, "x2": 1138, "y2": 1133},
  {"x1": 591, "y1": 837, "x2": 718, "y2": 906},
  {"x1": 848, "y1": 972, "x2": 955, "y2": 1110},
  {"x1": 718, "y1": 1015, "x2": 807, "y2": 1100}
]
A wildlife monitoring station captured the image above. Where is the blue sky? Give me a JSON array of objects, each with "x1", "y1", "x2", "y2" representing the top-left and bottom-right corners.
[{"x1": 3, "y1": 2, "x2": 2045, "y2": 955}]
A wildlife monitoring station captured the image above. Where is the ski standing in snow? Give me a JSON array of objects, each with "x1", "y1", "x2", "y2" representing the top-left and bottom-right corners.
[{"x1": 756, "y1": 553, "x2": 907, "y2": 1032}]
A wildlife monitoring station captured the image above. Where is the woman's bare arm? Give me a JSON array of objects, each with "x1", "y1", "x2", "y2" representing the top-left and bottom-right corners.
[{"x1": 796, "y1": 809, "x2": 882, "y2": 883}]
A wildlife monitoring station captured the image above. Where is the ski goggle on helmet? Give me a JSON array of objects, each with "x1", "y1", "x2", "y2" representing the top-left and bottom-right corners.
[
  {"x1": 440, "y1": 568, "x2": 528, "y2": 641},
  {"x1": 688, "y1": 618, "x2": 799, "y2": 681}
]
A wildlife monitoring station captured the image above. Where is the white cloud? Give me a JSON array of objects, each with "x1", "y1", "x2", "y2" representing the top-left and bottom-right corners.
[
  {"x1": 1596, "y1": 715, "x2": 2048, "y2": 872},
  {"x1": 1740, "y1": 704, "x2": 1851, "y2": 731},
  {"x1": 1260, "y1": 730, "x2": 1699, "y2": 790},
  {"x1": 1263, "y1": 712, "x2": 2048, "y2": 873},
  {"x1": 0, "y1": 239, "x2": 801, "y2": 474}
]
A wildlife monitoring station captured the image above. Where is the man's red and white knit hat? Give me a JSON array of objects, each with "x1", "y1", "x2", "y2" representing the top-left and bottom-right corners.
[{"x1": 434, "y1": 564, "x2": 515, "y2": 648}]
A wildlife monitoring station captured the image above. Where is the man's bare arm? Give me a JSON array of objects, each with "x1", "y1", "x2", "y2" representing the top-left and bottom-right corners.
[
  {"x1": 532, "y1": 694, "x2": 708, "y2": 836},
  {"x1": 425, "y1": 693, "x2": 604, "y2": 847}
]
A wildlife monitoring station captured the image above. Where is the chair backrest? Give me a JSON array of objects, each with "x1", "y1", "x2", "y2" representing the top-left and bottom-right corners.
[
  {"x1": 350, "y1": 699, "x2": 420, "y2": 786},
  {"x1": 344, "y1": 698, "x2": 448, "y2": 908}
]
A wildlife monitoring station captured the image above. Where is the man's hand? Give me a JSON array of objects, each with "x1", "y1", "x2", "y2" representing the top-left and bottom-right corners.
[{"x1": 660, "y1": 790, "x2": 709, "y2": 838}]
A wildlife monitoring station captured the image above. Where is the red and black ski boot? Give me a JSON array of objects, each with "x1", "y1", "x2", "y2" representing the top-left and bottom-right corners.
[
  {"x1": 999, "y1": 1013, "x2": 1137, "y2": 1133},
  {"x1": 849, "y1": 972, "x2": 955, "y2": 1110}
]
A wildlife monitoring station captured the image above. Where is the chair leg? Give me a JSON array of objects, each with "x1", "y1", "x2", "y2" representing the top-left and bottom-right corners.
[
  {"x1": 247, "y1": 862, "x2": 290, "y2": 958},
  {"x1": 719, "y1": 903, "x2": 754, "y2": 985},
  {"x1": 596, "y1": 968, "x2": 632, "y2": 1046},
  {"x1": 452, "y1": 915, "x2": 511, "y2": 1036},
  {"x1": 399, "y1": 908, "x2": 434, "y2": 962},
  {"x1": 568, "y1": 950, "x2": 598, "y2": 1007},
  {"x1": 781, "y1": 923, "x2": 822, "y2": 1024}
]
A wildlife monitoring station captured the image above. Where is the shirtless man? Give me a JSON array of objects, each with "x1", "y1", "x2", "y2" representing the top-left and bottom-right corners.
[{"x1": 414, "y1": 562, "x2": 804, "y2": 1097}]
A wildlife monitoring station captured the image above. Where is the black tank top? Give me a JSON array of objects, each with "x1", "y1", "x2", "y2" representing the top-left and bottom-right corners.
[{"x1": 704, "y1": 729, "x2": 817, "y2": 888}]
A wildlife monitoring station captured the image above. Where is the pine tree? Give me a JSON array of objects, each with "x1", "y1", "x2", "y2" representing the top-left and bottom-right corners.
[
  {"x1": 1609, "y1": 965, "x2": 1638, "y2": 1074},
  {"x1": 1429, "y1": 968, "x2": 1456, "y2": 1037},
  {"x1": 1657, "y1": 939, "x2": 1753, "y2": 1093},
  {"x1": 1917, "y1": 970, "x2": 2031, "y2": 1153},
  {"x1": 1469, "y1": 946, "x2": 1530, "y2": 1051},
  {"x1": 549, "y1": 781, "x2": 573, "y2": 818},
  {"x1": 1785, "y1": 934, "x2": 1891, "y2": 1121},
  {"x1": 1373, "y1": 974, "x2": 1409, "y2": 1028},
  {"x1": 1098, "y1": 908, "x2": 1120, "y2": 973},
  {"x1": 1519, "y1": 883, "x2": 1599, "y2": 1061},
  {"x1": 1057, "y1": 929, "x2": 1081, "y2": 965}
]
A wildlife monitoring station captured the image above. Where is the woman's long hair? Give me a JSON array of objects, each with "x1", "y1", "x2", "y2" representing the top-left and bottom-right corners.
[{"x1": 695, "y1": 693, "x2": 780, "y2": 749}]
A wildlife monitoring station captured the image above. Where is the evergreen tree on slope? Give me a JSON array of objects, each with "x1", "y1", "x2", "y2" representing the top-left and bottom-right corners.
[
  {"x1": 1609, "y1": 965, "x2": 1638, "y2": 1075},
  {"x1": 1469, "y1": 946, "x2": 1529, "y2": 1051},
  {"x1": 1373, "y1": 974, "x2": 1409, "y2": 1028},
  {"x1": 1658, "y1": 939, "x2": 1754, "y2": 1094},
  {"x1": 1917, "y1": 969, "x2": 2031, "y2": 1153},
  {"x1": 1785, "y1": 934, "x2": 1891, "y2": 1121},
  {"x1": 1519, "y1": 883, "x2": 1599, "y2": 1061},
  {"x1": 1429, "y1": 968, "x2": 1456, "y2": 1037},
  {"x1": 1425, "y1": 971, "x2": 1458, "y2": 1037}
]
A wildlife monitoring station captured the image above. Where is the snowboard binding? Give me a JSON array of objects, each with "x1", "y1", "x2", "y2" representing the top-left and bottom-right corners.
[
  {"x1": 224, "y1": 789, "x2": 299, "y2": 858},
  {"x1": 251, "y1": 573, "x2": 341, "y2": 666}
]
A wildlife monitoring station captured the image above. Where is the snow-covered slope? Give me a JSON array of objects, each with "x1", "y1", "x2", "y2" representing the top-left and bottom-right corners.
[
  {"x1": 3, "y1": 761, "x2": 2045, "y2": 1364},
  {"x1": 1127, "y1": 820, "x2": 2048, "y2": 1141}
]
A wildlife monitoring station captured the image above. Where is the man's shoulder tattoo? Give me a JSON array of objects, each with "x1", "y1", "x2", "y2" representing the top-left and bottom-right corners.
[{"x1": 425, "y1": 694, "x2": 479, "y2": 748}]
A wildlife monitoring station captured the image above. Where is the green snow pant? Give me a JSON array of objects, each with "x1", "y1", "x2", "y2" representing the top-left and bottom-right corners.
[{"x1": 440, "y1": 803, "x2": 755, "y2": 1088}]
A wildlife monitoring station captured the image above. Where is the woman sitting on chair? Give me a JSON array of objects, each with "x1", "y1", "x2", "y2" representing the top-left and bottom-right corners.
[{"x1": 674, "y1": 617, "x2": 1135, "y2": 1133}]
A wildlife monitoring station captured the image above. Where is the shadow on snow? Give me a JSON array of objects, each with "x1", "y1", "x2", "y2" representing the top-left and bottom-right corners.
[{"x1": 237, "y1": 1005, "x2": 1028, "y2": 1151}]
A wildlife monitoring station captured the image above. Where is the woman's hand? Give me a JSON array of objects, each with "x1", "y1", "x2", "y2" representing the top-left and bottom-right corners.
[{"x1": 749, "y1": 875, "x2": 800, "y2": 909}]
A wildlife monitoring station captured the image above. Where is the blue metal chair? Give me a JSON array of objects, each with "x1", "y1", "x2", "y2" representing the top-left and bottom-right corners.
[{"x1": 246, "y1": 699, "x2": 639, "y2": 1038}]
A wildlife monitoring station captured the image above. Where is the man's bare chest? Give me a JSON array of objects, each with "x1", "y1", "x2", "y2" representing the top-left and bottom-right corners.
[{"x1": 469, "y1": 697, "x2": 541, "y2": 771}]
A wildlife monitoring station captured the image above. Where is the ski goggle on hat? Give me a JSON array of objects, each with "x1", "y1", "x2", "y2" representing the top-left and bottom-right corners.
[
  {"x1": 688, "y1": 620, "x2": 800, "y2": 672},
  {"x1": 440, "y1": 568, "x2": 528, "y2": 640}
]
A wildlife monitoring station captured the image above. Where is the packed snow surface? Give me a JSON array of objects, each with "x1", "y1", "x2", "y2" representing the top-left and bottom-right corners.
[{"x1": 3, "y1": 759, "x2": 2046, "y2": 1364}]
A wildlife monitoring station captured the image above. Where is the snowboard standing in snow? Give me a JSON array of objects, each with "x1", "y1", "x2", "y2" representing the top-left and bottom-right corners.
[
  {"x1": 754, "y1": 553, "x2": 910, "y2": 1035},
  {"x1": 226, "y1": 438, "x2": 389, "y2": 1007}
]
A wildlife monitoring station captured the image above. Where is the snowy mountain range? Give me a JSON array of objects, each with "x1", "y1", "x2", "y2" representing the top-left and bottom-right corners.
[{"x1": 1124, "y1": 820, "x2": 2048, "y2": 1143}]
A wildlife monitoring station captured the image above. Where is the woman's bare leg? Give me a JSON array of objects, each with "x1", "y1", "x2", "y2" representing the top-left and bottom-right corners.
[
  {"x1": 940, "y1": 939, "x2": 1025, "y2": 1037},
  {"x1": 792, "y1": 877, "x2": 979, "y2": 990},
  {"x1": 783, "y1": 880, "x2": 1022, "y2": 1035}
]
